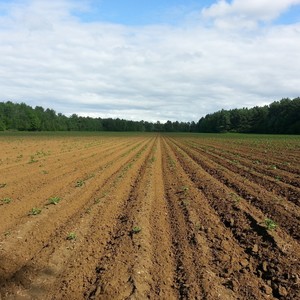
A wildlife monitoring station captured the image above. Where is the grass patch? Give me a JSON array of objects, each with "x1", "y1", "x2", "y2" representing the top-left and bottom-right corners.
[
  {"x1": 131, "y1": 226, "x2": 142, "y2": 234},
  {"x1": 1, "y1": 197, "x2": 12, "y2": 204},
  {"x1": 66, "y1": 232, "x2": 76, "y2": 240},
  {"x1": 47, "y1": 196, "x2": 61, "y2": 205},
  {"x1": 28, "y1": 207, "x2": 42, "y2": 215},
  {"x1": 75, "y1": 180, "x2": 85, "y2": 187},
  {"x1": 265, "y1": 218, "x2": 277, "y2": 230}
]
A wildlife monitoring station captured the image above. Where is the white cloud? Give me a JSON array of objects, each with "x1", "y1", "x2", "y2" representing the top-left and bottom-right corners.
[
  {"x1": 0, "y1": 0, "x2": 300, "y2": 122},
  {"x1": 202, "y1": 0, "x2": 300, "y2": 29}
]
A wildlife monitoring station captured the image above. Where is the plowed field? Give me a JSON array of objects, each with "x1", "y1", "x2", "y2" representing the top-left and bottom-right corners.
[{"x1": 0, "y1": 133, "x2": 299, "y2": 300}]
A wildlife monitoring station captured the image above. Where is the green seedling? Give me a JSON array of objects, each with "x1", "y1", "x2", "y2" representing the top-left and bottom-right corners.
[
  {"x1": 66, "y1": 232, "x2": 76, "y2": 240},
  {"x1": 131, "y1": 226, "x2": 142, "y2": 234},
  {"x1": 35, "y1": 150, "x2": 48, "y2": 157},
  {"x1": 75, "y1": 180, "x2": 85, "y2": 187},
  {"x1": 230, "y1": 193, "x2": 241, "y2": 205},
  {"x1": 47, "y1": 197, "x2": 61, "y2": 205},
  {"x1": 150, "y1": 157, "x2": 156, "y2": 163},
  {"x1": 0, "y1": 183, "x2": 7, "y2": 188},
  {"x1": 28, "y1": 155, "x2": 38, "y2": 164},
  {"x1": 29, "y1": 208, "x2": 42, "y2": 215},
  {"x1": 168, "y1": 158, "x2": 175, "y2": 167},
  {"x1": 182, "y1": 186, "x2": 189, "y2": 192},
  {"x1": 195, "y1": 223, "x2": 202, "y2": 231},
  {"x1": 1, "y1": 198, "x2": 12, "y2": 204},
  {"x1": 265, "y1": 218, "x2": 277, "y2": 230}
]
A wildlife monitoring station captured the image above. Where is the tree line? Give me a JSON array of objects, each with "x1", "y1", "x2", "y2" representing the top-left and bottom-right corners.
[
  {"x1": 0, "y1": 101, "x2": 194, "y2": 132},
  {"x1": 197, "y1": 97, "x2": 299, "y2": 134},
  {"x1": 0, "y1": 97, "x2": 299, "y2": 133}
]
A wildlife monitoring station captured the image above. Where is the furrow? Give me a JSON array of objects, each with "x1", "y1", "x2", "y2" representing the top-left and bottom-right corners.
[
  {"x1": 162, "y1": 137, "x2": 268, "y2": 300},
  {"x1": 23, "y1": 136, "x2": 157, "y2": 300},
  {"x1": 184, "y1": 140, "x2": 300, "y2": 205},
  {"x1": 168, "y1": 137, "x2": 300, "y2": 240},
  {"x1": 0, "y1": 137, "x2": 153, "y2": 294},
  {"x1": 165, "y1": 137, "x2": 300, "y2": 300},
  {"x1": 0, "y1": 138, "x2": 145, "y2": 233}
]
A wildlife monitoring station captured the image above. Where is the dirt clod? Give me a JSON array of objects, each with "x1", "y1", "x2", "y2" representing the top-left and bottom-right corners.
[
  {"x1": 262, "y1": 261, "x2": 268, "y2": 272},
  {"x1": 261, "y1": 284, "x2": 273, "y2": 295},
  {"x1": 278, "y1": 285, "x2": 288, "y2": 297},
  {"x1": 240, "y1": 258, "x2": 249, "y2": 267},
  {"x1": 252, "y1": 244, "x2": 259, "y2": 253}
]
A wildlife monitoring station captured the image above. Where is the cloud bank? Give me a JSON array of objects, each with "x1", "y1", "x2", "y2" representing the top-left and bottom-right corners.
[
  {"x1": 202, "y1": 0, "x2": 300, "y2": 29},
  {"x1": 0, "y1": 0, "x2": 299, "y2": 121}
]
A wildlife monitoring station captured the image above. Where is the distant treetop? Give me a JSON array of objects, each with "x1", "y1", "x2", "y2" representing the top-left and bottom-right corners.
[{"x1": 0, "y1": 97, "x2": 299, "y2": 134}]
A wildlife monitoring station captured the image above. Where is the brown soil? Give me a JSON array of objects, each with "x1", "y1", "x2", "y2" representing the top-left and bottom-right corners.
[{"x1": 0, "y1": 133, "x2": 299, "y2": 300}]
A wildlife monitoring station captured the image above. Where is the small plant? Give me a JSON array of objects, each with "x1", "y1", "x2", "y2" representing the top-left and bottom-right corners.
[
  {"x1": 66, "y1": 232, "x2": 76, "y2": 240},
  {"x1": 75, "y1": 180, "x2": 85, "y2": 187},
  {"x1": 94, "y1": 198, "x2": 100, "y2": 204},
  {"x1": 47, "y1": 196, "x2": 61, "y2": 205},
  {"x1": 41, "y1": 170, "x2": 49, "y2": 174},
  {"x1": 35, "y1": 150, "x2": 48, "y2": 157},
  {"x1": 4, "y1": 231, "x2": 11, "y2": 236},
  {"x1": 168, "y1": 158, "x2": 175, "y2": 167},
  {"x1": 28, "y1": 155, "x2": 38, "y2": 164},
  {"x1": 179, "y1": 186, "x2": 189, "y2": 198},
  {"x1": 131, "y1": 226, "x2": 142, "y2": 234},
  {"x1": 1, "y1": 197, "x2": 12, "y2": 204},
  {"x1": 275, "y1": 175, "x2": 281, "y2": 182},
  {"x1": 150, "y1": 157, "x2": 156, "y2": 163},
  {"x1": 29, "y1": 208, "x2": 42, "y2": 215},
  {"x1": 182, "y1": 186, "x2": 189, "y2": 192},
  {"x1": 230, "y1": 193, "x2": 241, "y2": 205},
  {"x1": 195, "y1": 223, "x2": 202, "y2": 231},
  {"x1": 265, "y1": 218, "x2": 277, "y2": 230},
  {"x1": 0, "y1": 183, "x2": 7, "y2": 188}
]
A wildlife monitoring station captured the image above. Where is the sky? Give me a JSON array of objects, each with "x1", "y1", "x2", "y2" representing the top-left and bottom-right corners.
[{"x1": 0, "y1": 0, "x2": 300, "y2": 122}]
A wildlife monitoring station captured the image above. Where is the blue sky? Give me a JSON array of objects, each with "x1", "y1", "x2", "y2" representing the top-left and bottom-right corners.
[
  {"x1": 76, "y1": 0, "x2": 300, "y2": 25},
  {"x1": 75, "y1": 0, "x2": 209, "y2": 25},
  {"x1": 275, "y1": 4, "x2": 300, "y2": 24},
  {"x1": 0, "y1": 0, "x2": 300, "y2": 121}
]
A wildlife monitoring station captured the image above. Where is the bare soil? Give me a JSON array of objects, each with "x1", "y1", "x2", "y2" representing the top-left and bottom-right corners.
[{"x1": 0, "y1": 133, "x2": 299, "y2": 299}]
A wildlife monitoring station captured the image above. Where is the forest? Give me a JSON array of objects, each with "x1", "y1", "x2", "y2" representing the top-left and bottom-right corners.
[{"x1": 0, "y1": 97, "x2": 299, "y2": 134}]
